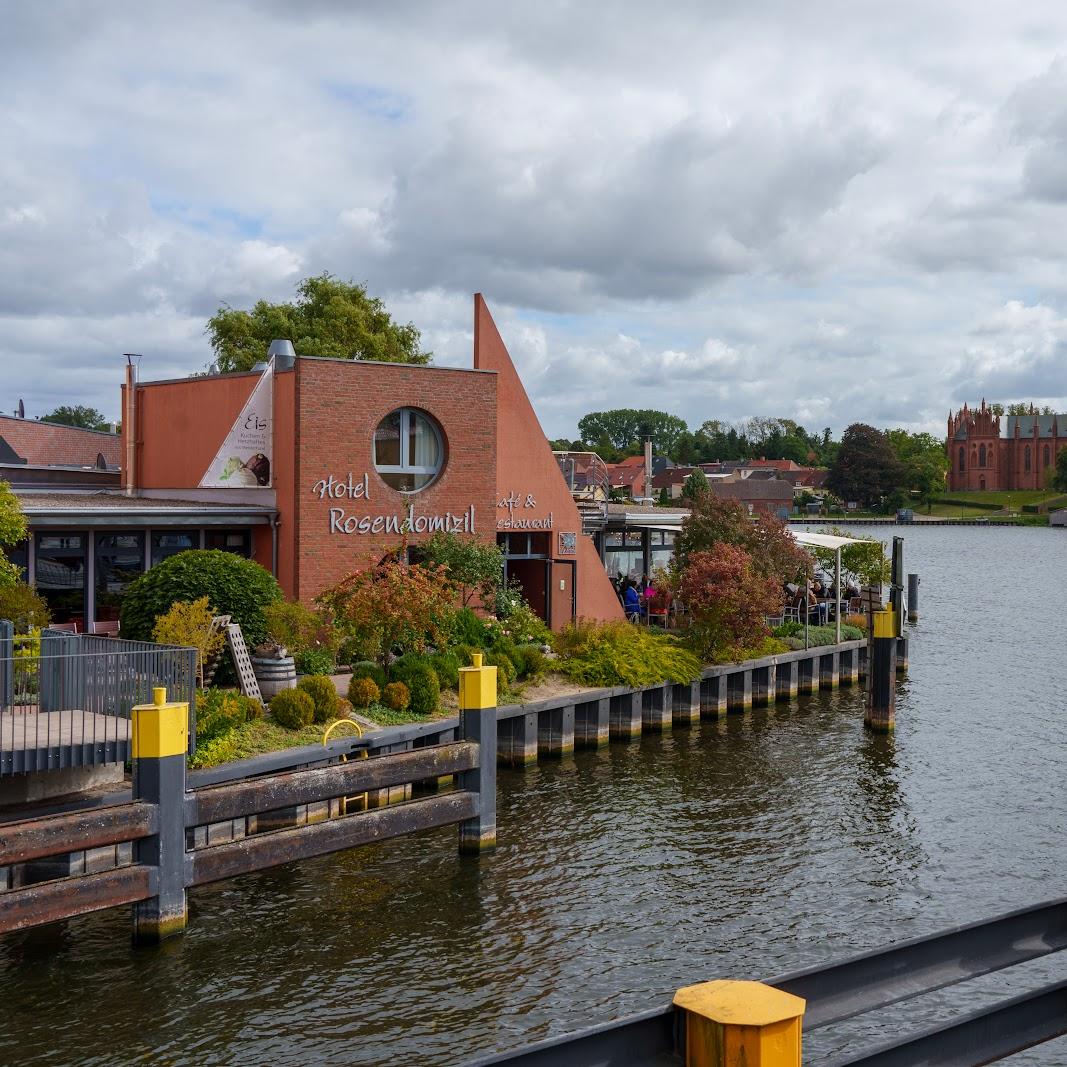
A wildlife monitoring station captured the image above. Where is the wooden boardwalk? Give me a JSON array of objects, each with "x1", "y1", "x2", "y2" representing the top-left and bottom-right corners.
[{"x1": 0, "y1": 710, "x2": 131, "y2": 751}]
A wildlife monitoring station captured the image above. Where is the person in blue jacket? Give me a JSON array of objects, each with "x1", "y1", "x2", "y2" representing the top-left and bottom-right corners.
[{"x1": 623, "y1": 580, "x2": 643, "y2": 618}]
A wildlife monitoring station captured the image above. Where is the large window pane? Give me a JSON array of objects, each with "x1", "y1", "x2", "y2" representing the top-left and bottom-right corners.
[
  {"x1": 35, "y1": 532, "x2": 86, "y2": 629},
  {"x1": 375, "y1": 408, "x2": 444, "y2": 493},
  {"x1": 374, "y1": 410, "x2": 402, "y2": 467},
  {"x1": 95, "y1": 533, "x2": 145, "y2": 622},
  {"x1": 151, "y1": 531, "x2": 198, "y2": 566},
  {"x1": 204, "y1": 530, "x2": 251, "y2": 557}
]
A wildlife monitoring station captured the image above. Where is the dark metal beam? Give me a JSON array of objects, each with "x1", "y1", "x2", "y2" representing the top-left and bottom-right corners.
[
  {"x1": 770, "y1": 895, "x2": 1067, "y2": 1029},
  {"x1": 826, "y1": 977, "x2": 1067, "y2": 1067},
  {"x1": 0, "y1": 866, "x2": 156, "y2": 935},
  {"x1": 188, "y1": 791, "x2": 478, "y2": 886},
  {"x1": 187, "y1": 743, "x2": 479, "y2": 825},
  {"x1": 0, "y1": 801, "x2": 157, "y2": 865}
]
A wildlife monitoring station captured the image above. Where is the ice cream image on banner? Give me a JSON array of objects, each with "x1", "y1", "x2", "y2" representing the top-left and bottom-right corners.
[{"x1": 199, "y1": 361, "x2": 274, "y2": 489}]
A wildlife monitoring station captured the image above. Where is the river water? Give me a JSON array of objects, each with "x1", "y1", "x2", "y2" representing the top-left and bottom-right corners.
[{"x1": 2, "y1": 525, "x2": 1067, "y2": 1066}]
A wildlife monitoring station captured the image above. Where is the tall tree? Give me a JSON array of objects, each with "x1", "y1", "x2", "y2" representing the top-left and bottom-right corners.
[
  {"x1": 207, "y1": 274, "x2": 431, "y2": 372},
  {"x1": 886, "y1": 430, "x2": 949, "y2": 506},
  {"x1": 681, "y1": 468, "x2": 710, "y2": 501},
  {"x1": 41, "y1": 406, "x2": 109, "y2": 431},
  {"x1": 827, "y1": 424, "x2": 903, "y2": 508},
  {"x1": 0, "y1": 482, "x2": 27, "y2": 590},
  {"x1": 577, "y1": 409, "x2": 688, "y2": 454}
]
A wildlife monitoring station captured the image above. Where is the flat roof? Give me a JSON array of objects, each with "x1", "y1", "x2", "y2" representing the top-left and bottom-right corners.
[{"x1": 14, "y1": 491, "x2": 275, "y2": 528}]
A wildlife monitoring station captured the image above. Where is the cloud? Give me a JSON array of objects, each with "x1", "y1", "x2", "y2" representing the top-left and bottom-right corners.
[{"x1": 6, "y1": 1, "x2": 1067, "y2": 437}]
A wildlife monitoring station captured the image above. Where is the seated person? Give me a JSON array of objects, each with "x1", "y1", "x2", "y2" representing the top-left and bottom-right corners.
[{"x1": 623, "y1": 581, "x2": 643, "y2": 618}]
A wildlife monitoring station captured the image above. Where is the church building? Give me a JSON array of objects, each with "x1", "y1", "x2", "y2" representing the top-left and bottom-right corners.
[{"x1": 947, "y1": 401, "x2": 1067, "y2": 491}]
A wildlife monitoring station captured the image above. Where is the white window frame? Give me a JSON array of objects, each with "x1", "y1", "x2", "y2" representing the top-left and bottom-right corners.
[{"x1": 374, "y1": 408, "x2": 444, "y2": 493}]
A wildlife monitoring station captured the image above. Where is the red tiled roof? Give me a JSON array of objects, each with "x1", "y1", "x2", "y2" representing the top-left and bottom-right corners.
[
  {"x1": 742, "y1": 458, "x2": 803, "y2": 471},
  {"x1": 0, "y1": 416, "x2": 121, "y2": 469}
]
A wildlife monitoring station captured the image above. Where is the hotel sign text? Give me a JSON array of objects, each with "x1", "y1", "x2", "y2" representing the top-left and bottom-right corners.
[{"x1": 312, "y1": 472, "x2": 475, "y2": 535}]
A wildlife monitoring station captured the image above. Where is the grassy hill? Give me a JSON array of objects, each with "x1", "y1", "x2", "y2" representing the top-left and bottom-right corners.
[{"x1": 929, "y1": 489, "x2": 1067, "y2": 515}]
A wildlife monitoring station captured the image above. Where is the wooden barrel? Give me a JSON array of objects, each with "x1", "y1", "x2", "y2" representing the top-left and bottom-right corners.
[{"x1": 252, "y1": 656, "x2": 297, "y2": 700}]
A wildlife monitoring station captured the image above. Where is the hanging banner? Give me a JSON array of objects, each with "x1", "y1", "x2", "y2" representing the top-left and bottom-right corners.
[{"x1": 199, "y1": 358, "x2": 274, "y2": 488}]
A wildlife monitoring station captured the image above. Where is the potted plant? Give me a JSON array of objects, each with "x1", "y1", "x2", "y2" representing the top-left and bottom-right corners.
[{"x1": 251, "y1": 639, "x2": 297, "y2": 700}]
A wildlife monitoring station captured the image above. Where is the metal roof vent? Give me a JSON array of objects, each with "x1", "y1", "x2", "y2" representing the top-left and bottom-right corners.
[
  {"x1": 267, "y1": 339, "x2": 296, "y2": 370},
  {"x1": 251, "y1": 361, "x2": 268, "y2": 372}
]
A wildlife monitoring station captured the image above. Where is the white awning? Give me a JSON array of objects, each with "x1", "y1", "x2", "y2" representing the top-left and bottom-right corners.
[{"x1": 791, "y1": 530, "x2": 875, "y2": 550}]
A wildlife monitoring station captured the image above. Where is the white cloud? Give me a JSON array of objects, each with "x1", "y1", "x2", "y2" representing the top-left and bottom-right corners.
[{"x1": 5, "y1": 2, "x2": 1067, "y2": 436}]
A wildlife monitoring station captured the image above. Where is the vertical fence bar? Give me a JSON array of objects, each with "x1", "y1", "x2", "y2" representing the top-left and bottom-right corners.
[
  {"x1": 132, "y1": 686, "x2": 188, "y2": 942},
  {"x1": 458, "y1": 654, "x2": 497, "y2": 855}
]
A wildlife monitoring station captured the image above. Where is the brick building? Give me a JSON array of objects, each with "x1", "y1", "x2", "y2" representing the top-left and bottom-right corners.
[
  {"x1": 8, "y1": 296, "x2": 622, "y2": 630},
  {"x1": 947, "y1": 401, "x2": 1067, "y2": 491}
]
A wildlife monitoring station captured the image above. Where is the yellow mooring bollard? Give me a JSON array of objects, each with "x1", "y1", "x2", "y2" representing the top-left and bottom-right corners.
[
  {"x1": 457, "y1": 652, "x2": 497, "y2": 854},
  {"x1": 131, "y1": 686, "x2": 189, "y2": 942},
  {"x1": 673, "y1": 980, "x2": 806, "y2": 1067}
]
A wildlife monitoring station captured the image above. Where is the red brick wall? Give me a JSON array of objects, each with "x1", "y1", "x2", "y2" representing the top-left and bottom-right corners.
[
  {"x1": 295, "y1": 358, "x2": 498, "y2": 603},
  {"x1": 474, "y1": 294, "x2": 623, "y2": 626}
]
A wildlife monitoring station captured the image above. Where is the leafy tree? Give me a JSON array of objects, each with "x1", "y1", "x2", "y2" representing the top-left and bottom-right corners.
[
  {"x1": 989, "y1": 403, "x2": 1005, "y2": 416},
  {"x1": 827, "y1": 424, "x2": 904, "y2": 509},
  {"x1": 674, "y1": 493, "x2": 812, "y2": 585},
  {"x1": 1054, "y1": 447, "x2": 1067, "y2": 491},
  {"x1": 678, "y1": 544, "x2": 781, "y2": 660},
  {"x1": 809, "y1": 527, "x2": 890, "y2": 589},
  {"x1": 681, "y1": 469, "x2": 710, "y2": 501},
  {"x1": 207, "y1": 274, "x2": 431, "y2": 372},
  {"x1": 577, "y1": 409, "x2": 688, "y2": 454},
  {"x1": 40, "y1": 405, "x2": 109, "y2": 431},
  {"x1": 0, "y1": 482, "x2": 27, "y2": 591},
  {"x1": 886, "y1": 430, "x2": 949, "y2": 507},
  {"x1": 1007, "y1": 402, "x2": 1030, "y2": 416},
  {"x1": 152, "y1": 596, "x2": 226, "y2": 688},
  {"x1": 316, "y1": 559, "x2": 455, "y2": 665},
  {"x1": 418, "y1": 532, "x2": 504, "y2": 608}
]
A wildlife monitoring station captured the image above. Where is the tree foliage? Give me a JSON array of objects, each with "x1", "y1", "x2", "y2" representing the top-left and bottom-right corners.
[
  {"x1": 207, "y1": 274, "x2": 431, "y2": 372},
  {"x1": 418, "y1": 532, "x2": 504, "y2": 608},
  {"x1": 0, "y1": 482, "x2": 27, "y2": 591},
  {"x1": 577, "y1": 409, "x2": 688, "y2": 453},
  {"x1": 679, "y1": 544, "x2": 781, "y2": 660},
  {"x1": 1054, "y1": 447, "x2": 1067, "y2": 491},
  {"x1": 316, "y1": 559, "x2": 454, "y2": 665},
  {"x1": 674, "y1": 493, "x2": 812, "y2": 585},
  {"x1": 681, "y1": 468, "x2": 710, "y2": 501},
  {"x1": 120, "y1": 550, "x2": 282, "y2": 646},
  {"x1": 809, "y1": 528, "x2": 890, "y2": 588},
  {"x1": 886, "y1": 430, "x2": 949, "y2": 506},
  {"x1": 152, "y1": 596, "x2": 226, "y2": 688},
  {"x1": 41, "y1": 405, "x2": 110, "y2": 431},
  {"x1": 827, "y1": 424, "x2": 904, "y2": 508}
]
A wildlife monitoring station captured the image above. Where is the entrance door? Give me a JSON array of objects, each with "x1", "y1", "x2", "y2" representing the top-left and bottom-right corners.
[
  {"x1": 505, "y1": 558, "x2": 550, "y2": 623},
  {"x1": 550, "y1": 560, "x2": 576, "y2": 628}
]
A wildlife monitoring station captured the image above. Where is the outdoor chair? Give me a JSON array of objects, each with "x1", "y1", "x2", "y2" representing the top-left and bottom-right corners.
[
  {"x1": 50, "y1": 622, "x2": 79, "y2": 633},
  {"x1": 88, "y1": 620, "x2": 120, "y2": 637}
]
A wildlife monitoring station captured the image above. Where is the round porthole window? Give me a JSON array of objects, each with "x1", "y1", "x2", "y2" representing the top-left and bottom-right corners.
[{"x1": 373, "y1": 408, "x2": 444, "y2": 492}]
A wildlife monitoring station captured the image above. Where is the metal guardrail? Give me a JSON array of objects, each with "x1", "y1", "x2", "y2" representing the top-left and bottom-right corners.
[
  {"x1": 470, "y1": 895, "x2": 1067, "y2": 1066},
  {"x1": 0, "y1": 622, "x2": 197, "y2": 775}
]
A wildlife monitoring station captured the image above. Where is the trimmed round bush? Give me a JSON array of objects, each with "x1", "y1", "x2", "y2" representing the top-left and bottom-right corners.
[
  {"x1": 348, "y1": 676, "x2": 380, "y2": 709},
  {"x1": 195, "y1": 689, "x2": 263, "y2": 745},
  {"x1": 382, "y1": 681, "x2": 410, "y2": 712},
  {"x1": 448, "y1": 607, "x2": 490, "y2": 647},
  {"x1": 513, "y1": 643, "x2": 547, "y2": 680},
  {"x1": 297, "y1": 674, "x2": 339, "y2": 724},
  {"x1": 349, "y1": 660, "x2": 387, "y2": 690},
  {"x1": 270, "y1": 688, "x2": 314, "y2": 729},
  {"x1": 389, "y1": 660, "x2": 439, "y2": 716},
  {"x1": 120, "y1": 550, "x2": 282, "y2": 646},
  {"x1": 429, "y1": 650, "x2": 461, "y2": 690}
]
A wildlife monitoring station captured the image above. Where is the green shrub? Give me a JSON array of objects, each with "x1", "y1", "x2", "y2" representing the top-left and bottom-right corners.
[
  {"x1": 513, "y1": 643, "x2": 547, "y2": 680},
  {"x1": 451, "y1": 644, "x2": 479, "y2": 669},
  {"x1": 349, "y1": 660, "x2": 387, "y2": 689},
  {"x1": 295, "y1": 646, "x2": 335, "y2": 676},
  {"x1": 120, "y1": 550, "x2": 282, "y2": 646},
  {"x1": 389, "y1": 659, "x2": 439, "y2": 716},
  {"x1": 153, "y1": 596, "x2": 226, "y2": 688},
  {"x1": 781, "y1": 624, "x2": 864, "y2": 650},
  {"x1": 348, "y1": 676, "x2": 380, "y2": 709},
  {"x1": 447, "y1": 606, "x2": 491, "y2": 648},
  {"x1": 382, "y1": 680, "x2": 410, "y2": 712},
  {"x1": 263, "y1": 600, "x2": 338, "y2": 659},
  {"x1": 484, "y1": 650, "x2": 515, "y2": 689},
  {"x1": 554, "y1": 619, "x2": 701, "y2": 688},
  {"x1": 772, "y1": 621, "x2": 803, "y2": 638},
  {"x1": 195, "y1": 688, "x2": 264, "y2": 746},
  {"x1": 297, "y1": 674, "x2": 339, "y2": 724},
  {"x1": 429, "y1": 650, "x2": 461, "y2": 690},
  {"x1": 498, "y1": 599, "x2": 552, "y2": 647},
  {"x1": 338, "y1": 636, "x2": 372, "y2": 666},
  {"x1": 270, "y1": 688, "x2": 315, "y2": 729},
  {"x1": 0, "y1": 581, "x2": 50, "y2": 631}
]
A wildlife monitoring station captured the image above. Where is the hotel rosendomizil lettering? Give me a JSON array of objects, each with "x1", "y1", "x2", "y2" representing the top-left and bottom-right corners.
[{"x1": 312, "y1": 473, "x2": 475, "y2": 535}]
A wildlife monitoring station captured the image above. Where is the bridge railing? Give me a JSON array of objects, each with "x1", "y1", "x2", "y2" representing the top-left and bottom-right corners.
[{"x1": 469, "y1": 895, "x2": 1067, "y2": 1066}]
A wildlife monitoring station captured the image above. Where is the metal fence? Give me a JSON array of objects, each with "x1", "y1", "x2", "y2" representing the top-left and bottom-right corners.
[{"x1": 0, "y1": 622, "x2": 197, "y2": 776}]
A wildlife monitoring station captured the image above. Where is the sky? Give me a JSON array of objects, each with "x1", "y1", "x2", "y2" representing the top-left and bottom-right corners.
[{"x1": 5, "y1": 2, "x2": 1067, "y2": 441}]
